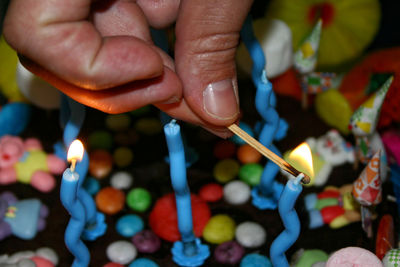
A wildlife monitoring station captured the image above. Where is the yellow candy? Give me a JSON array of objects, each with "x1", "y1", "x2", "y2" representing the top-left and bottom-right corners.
[
  {"x1": 202, "y1": 215, "x2": 236, "y2": 244},
  {"x1": 342, "y1": 192, "x2": 359, "y2": 211},
  {"x1": 113, "y1": 147, "x2": 134, "y2": 167},
  {"x1": 213, "y1": 159, "x2": 240, "y2": 183},
  {"x1": 329, "y1": 215, "x2": 349, "y2": 229}
]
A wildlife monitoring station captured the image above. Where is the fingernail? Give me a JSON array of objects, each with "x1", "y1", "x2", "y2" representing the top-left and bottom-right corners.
[{"x1": 203, "y1": 79, "x2": 239, "y2": 120}]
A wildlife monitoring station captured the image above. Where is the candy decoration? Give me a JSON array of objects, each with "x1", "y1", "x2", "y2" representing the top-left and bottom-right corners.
[
  {"x1": 268, "y1": 0, "x2": 380, "y2": 67},
  {"x1": 223, "y1": 180, "x2": 251, "y2": 205},
  {"x1": 235, "y1": 221, "x2": 266, "y2": 248},
  {"x1": 382, "y1": 249, "x2": 400, "y2": 267},
  {"x1": 202, "y1": 215, "x2": 236, "y2": 244},
  {"x1": 149, "y1": 193, "x2": 210, "y2": 242},
  {"x1": 352, "y1": 150, "x2": 382, "y2": 237},
  {"x1": 350, "y1": 76, "x2": 393, "y2": 137},
  {"x1": 240, "y1": 253, "x2": 272, "y2": 267},
  {"x1": 214, "y1": 241, "x2": 245, "y2": 265},
  {"x1": 326, "y1": 247, "x2": 382, "y2": 267},
  {"x1": 106, "y1": 241, "x2": 137, "y2": 265},
  {"x1": 95, "y1": 187, "x2": 125, "y2": 215},
  {"x1": 352, "y1": 151, "x2": 382, "y2": 206},
  {"x1": 116, "y1": 215, "x2": 144, "y2": 238},
  {"x1": 375, "y1": 214, "x2": 394, "y2": 260},
  {"x1": 301, "y1": 72, "x2": 342, "y2": 94},
  {"x1": 293, "y1": 19, "x2": 322, "y2": 74},
  {"x1": 132, "y1": 230, "x2": 161, "y2": 254},
  {"x1": 198, "y1": 183, "x2": 223, "y2": 203},
  {"x1": 126, "y1": 188, "x2": 152, "y2": 212}
]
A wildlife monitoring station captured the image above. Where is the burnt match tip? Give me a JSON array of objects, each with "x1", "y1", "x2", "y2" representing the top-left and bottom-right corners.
[{"x1": 301, "y1": 174, "x2": 311, "y2": 185}]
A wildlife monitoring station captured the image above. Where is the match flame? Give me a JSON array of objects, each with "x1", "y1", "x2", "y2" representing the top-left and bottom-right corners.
[
  {"x1": 287, "y1": 142, "x2": 314, "y2": 180},
  {"x1": 67, "y1": 140, "x2": 84, "y2": 162}
]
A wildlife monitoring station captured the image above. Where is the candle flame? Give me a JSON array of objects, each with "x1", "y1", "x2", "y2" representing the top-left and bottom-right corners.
[
  {"x1": 67, "y1": 140, "x2": 84, "y2": 162},
  {"x1": 287, "y1": 142, "x2": 314, "y2": 181}
]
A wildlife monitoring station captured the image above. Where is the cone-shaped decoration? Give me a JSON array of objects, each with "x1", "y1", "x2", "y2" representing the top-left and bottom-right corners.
[
  {"x1": 349, "y1": 76, "x2": 393, "y2": 136},
  {"x1": 294, "y1": 19, "x2": 322, "y2": 74},
  {"x1": 352, "y1": 150, "x2": 382, "y2": 206}
]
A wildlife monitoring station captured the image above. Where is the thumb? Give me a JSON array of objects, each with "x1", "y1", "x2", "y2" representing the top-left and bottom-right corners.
[{"x1": 175, "y1": 0, "x2": 253, "y2": 126}]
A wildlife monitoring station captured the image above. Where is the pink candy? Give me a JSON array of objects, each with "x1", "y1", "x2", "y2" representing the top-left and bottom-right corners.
[{"x1": 326, "y1": 247, "x2": 383, "y2": 267}]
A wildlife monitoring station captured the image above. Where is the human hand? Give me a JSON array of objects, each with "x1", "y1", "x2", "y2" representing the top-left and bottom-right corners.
[{"x1": 3, "y1": 0, "x2": 253, "y2": 137}]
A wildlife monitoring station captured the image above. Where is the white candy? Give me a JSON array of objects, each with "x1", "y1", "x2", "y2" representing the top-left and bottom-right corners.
[
  {"x1": 223, "y1": 180, "x2": 251, "y2": 205},
  {"x1": 16, "y1": 62, "x2": 61, "y2": 109},
  {"x1": 36, "y1": 247, "x2": 58, "y2": 265},
  {"x1": 236, "y1": 18, "x2": 293, "y2": 78},
  {"x1": 235, "y1": 221, "x2": 266, "y2": 248},
  {"x1": 16, "y1": 259, "x2": 36, "y2": 267},
  {"x1": 7, "y1": 252, "x2": 35, "y2": 264},
  {"x1": 110, "y1": 171, "x2": 134, "y2": 190},
  {"x1": 106, "y1": 240, "x2": 137, "y2": 265}
]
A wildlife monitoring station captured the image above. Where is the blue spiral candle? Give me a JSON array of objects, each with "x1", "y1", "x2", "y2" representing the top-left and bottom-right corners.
[{"x1": 270, "y1": 175, "x2": 303, "y2": 267}]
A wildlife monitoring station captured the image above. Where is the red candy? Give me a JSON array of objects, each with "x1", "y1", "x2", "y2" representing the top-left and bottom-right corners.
[
  {"x1": 318, "y1": 190, "x2": 341, "y2": 199},
  {"x1": 149, "y1": 193, "x2": 211, "y2": 242},
  {"x1": 103, "y1": 263, "x2": 124, "y2": 267},
  {"x1": 321, "y1": 206, "x2": 345, "y2": 224},
  {"x1": 30, "y1": 257, "x2": 54, "y2": 267},
  {"x1": 213, "y1": 140, "x2": 236, "y2": 159},
  {"x1": 199, "y1": 183, "x2": 223, "y2": 202},
  {"x1": 376, "y1": 214, "x2": 394, "y2": 259}
]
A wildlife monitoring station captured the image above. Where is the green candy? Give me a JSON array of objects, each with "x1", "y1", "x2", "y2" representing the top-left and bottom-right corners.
[
  {"x1": 315, "y1": 198, "x2": 339, "y2": 210},
  {"x1": 127, "y1": 188, "x2": 152, "y2": 212},
  {"x1": 295, "y1": 249, "x2": 328, "y2": 267},
  {"x1": 239, "y1": 163, "x2": 263, "y2": 186},
  {"x1": 88, "y1": 130, "x2": 113, "y2": 150}
]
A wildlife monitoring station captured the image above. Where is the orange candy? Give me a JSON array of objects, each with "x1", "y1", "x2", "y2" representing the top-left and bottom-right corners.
[
  {"x1": 96, "y1": 187, "x2": 125, "y2": 215},
  {"x1": 89, "y1": 149, "x2": 113, "y2": 179},
  {"x1": 237, "y1": 144, "x2": 262, "y2": 164}
]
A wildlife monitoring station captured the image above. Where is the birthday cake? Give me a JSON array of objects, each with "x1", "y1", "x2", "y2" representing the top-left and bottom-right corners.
[{"x1": 1, "y1": 1, "x2": 400, "y2": 267}]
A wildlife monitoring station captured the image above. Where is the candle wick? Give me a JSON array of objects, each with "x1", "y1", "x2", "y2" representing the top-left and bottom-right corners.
[
  {"x1": 294, "y1": 173, "x2": 304, "y2": 185},
  {"x1": 70, "y1": 159, "x2": 77, "y2": 172}
]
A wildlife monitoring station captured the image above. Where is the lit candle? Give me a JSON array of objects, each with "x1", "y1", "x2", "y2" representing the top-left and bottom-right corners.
[
  {"x1": 164, "y1": 120, "x2": 209, "y2": 266},
  {"x1": 60, "y1": 140, "x2": 90, "y2": 267},
  {"x1": 61, "y1": 95, "x2": 97, "y2": 228},
  {"x1": 270, "y1": 143, "x2": 313, "y2": 267},
  {"x1": 270, "y1": 174, "x2": 303, "y2": 267}
]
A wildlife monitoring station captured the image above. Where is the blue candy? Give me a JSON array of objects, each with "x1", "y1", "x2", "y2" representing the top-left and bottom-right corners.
[
  {"x1": 116, "y1": 214, "x2": 144, "y2": 238},
  {"x1": 129, "y1": 258, "x2": 159, "y2": 267},
  {"x1": 82, "y1": 177, "x2": 100, "y2": 196},
  {"x1": 240, "y1": 253, "x2": 272, "y2": 267}
]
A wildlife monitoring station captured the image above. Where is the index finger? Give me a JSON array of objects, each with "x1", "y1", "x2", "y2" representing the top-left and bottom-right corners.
[{"x1": 3, "y1": 0, "x2": 163, "y2": 90}]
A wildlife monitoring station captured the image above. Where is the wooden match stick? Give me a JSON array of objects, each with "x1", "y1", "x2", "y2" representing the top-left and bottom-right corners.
[{"x1": 228, "y1": 124, "x2": 310, "y2": 184}]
